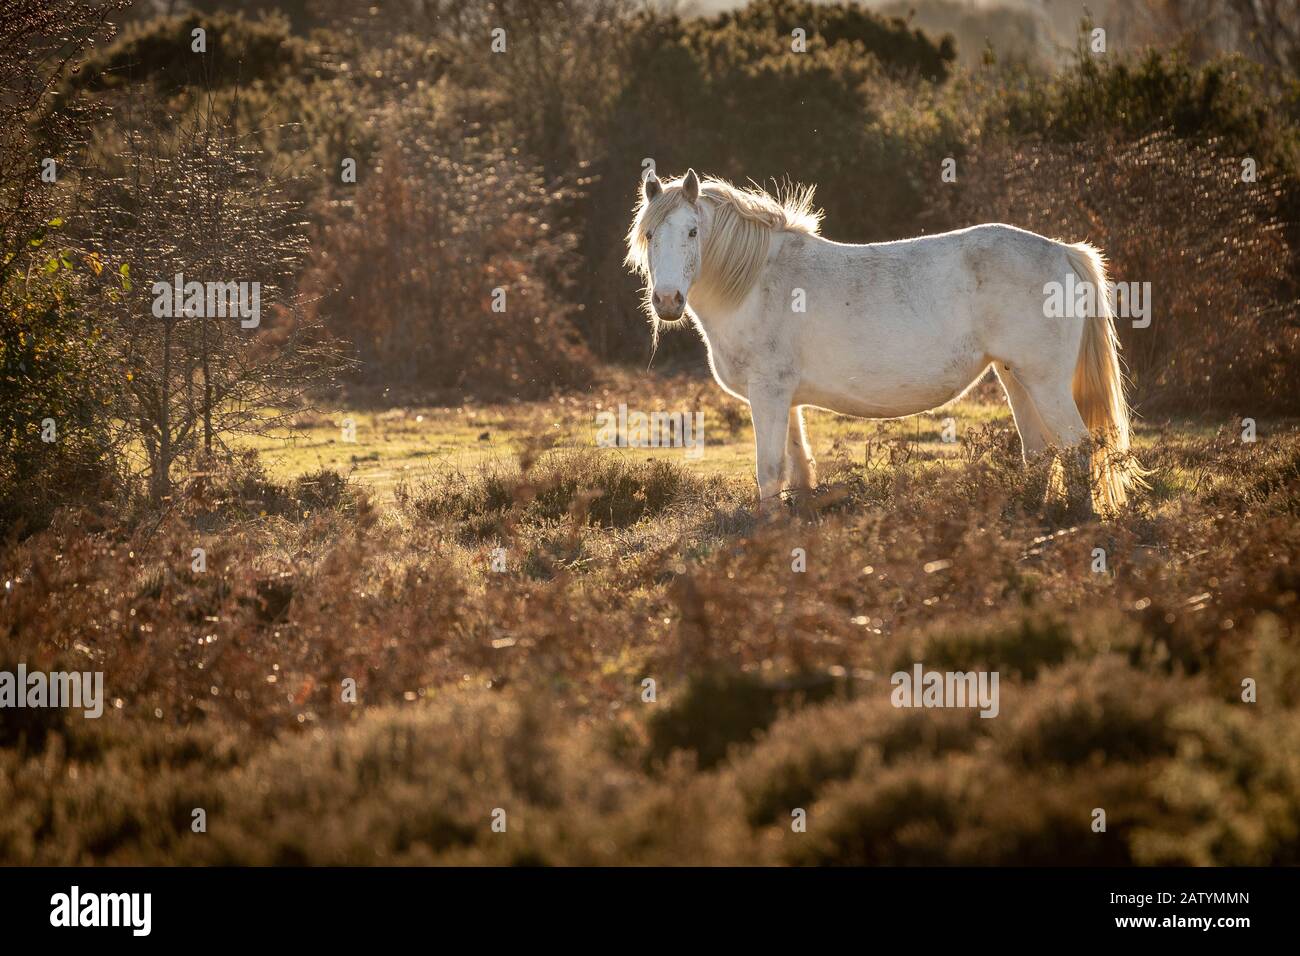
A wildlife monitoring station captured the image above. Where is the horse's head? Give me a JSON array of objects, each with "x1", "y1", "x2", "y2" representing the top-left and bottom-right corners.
[{"x1": 626, "y1": 168, "x2": 703, "y2": 322}]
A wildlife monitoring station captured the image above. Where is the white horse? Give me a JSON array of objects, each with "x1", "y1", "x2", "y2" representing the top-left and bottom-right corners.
[{"x1": 625, "y1": 169, "x2": 1145, "y2": 514}]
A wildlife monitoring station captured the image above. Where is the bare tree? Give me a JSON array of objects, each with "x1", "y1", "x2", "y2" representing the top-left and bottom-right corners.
[{"x1": 91, "y1": 99, "x2": 340, "y2": 502}]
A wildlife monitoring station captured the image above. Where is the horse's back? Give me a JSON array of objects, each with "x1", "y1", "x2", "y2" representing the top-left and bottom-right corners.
[{"x1": 770, "y1": 223, "x2": 1078, "y2": 414}]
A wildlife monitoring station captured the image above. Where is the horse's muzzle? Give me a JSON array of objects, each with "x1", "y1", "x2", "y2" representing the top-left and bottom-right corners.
[{"x1": 653, "y1": 288, "x2": 685, "y2": 320}]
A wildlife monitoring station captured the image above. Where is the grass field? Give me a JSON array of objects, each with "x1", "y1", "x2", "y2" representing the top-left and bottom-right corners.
[
  {"x1": 238, "y1": 373, "x2": 1140, "y2": 497},
  {"x1": 3, "y1": 371, "x2": 1299, "y2": 865}
]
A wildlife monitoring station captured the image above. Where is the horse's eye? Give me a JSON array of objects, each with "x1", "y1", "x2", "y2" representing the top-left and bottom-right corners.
[
  {"x1": 689, "y1": 228, "x2": 698, "y2": 238},
  {"x1": 645, "y1": 230, "x2": 653, "y2": 239}
]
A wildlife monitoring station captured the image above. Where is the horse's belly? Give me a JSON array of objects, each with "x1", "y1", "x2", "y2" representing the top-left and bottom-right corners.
[
  {"x1": 795, "y1": 345, "x2": 988, "y2": 418},
  {"x1": 796, "y1": 382, "x2": 967, "y2": 418}
]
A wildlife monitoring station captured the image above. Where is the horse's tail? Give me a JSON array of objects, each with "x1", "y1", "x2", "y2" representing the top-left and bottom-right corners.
[{"x1": 1063, "y1": 242, "x2": 1148, "y2": 512}]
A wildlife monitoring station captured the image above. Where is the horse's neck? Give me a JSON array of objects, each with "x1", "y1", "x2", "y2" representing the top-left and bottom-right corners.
[
  {"x1": 689, "y1": 228, "x2": 792, "y2": 335},
  {"x1": 687, "y1": 287, "x2": 740, "y2": 341}
]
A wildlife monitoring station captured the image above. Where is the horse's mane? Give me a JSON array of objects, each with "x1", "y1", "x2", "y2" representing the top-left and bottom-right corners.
[{"x1": 625, "y1": 175, "x2": 822, "y2": 315}]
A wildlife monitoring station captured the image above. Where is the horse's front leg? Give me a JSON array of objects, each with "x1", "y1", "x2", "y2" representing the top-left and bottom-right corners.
[
  {"x1": 783, "y1": 406, "x2": 817, "y2": 492},
  {"x1": 749, "y1": 381, "x2": 794, "y2": 515}
]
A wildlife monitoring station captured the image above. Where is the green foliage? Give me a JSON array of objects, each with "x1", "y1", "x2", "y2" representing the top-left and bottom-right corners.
[
  {"x1": 47, "y1": 4, "x2": 1300, "y2": 394},
  {"x1": 0, "y1": 223, "x2": 121, "y2": 535},
  {"x1": 607, "y1": 1, "x2": 957, "y2": 232}
]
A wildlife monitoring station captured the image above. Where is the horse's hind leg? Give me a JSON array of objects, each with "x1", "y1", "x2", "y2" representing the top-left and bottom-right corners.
[
  {"x1": 1021, "y1": 377, "x2": 1095, "y2": 515},
  {"x1": 783, "y1": 406, "x2": 817, "y2": 491},
  {"x1": 993, "y1": 364, "x2": 1050, "y2": 458}
]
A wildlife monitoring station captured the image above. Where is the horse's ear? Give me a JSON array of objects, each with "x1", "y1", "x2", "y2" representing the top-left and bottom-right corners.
[
  {"x1": 643, "y1": 172, "x2": 662, "y2": 202},
  {"x1": 683, "y1": 168, "x2": 700, "y2": 204}
]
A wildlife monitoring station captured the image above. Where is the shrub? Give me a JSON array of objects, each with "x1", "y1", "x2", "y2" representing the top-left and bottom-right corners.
[
  {"x1": 3, "y1": 423, "x2": 1299, "y2": 863},
  {"x1": 299, "y1": 104, "x2": 594, "y2": 399},
  {"x1": 64, "y1": 10, "x2": 326, "y2": 96},
  {"x1": 408, "y1": 449, "x2": 719, "y2": 541},
  {"x1": 998, "y1": 46, "x2": 1300, "y2": 180},
  {"x1": 0, "y1": 2, "x2": 128, "y2": 535},
  {"x1": 709, "y1": 0, "x2": 956, "y2": 83},
  {"x1": 0, "y1": 232, "x2": 123, "y2": 536}
]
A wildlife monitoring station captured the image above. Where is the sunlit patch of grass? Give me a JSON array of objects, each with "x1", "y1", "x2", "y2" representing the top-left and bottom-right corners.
[{"x1": 235, "y1": 373, "x2": 1033, "y2": 499}]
